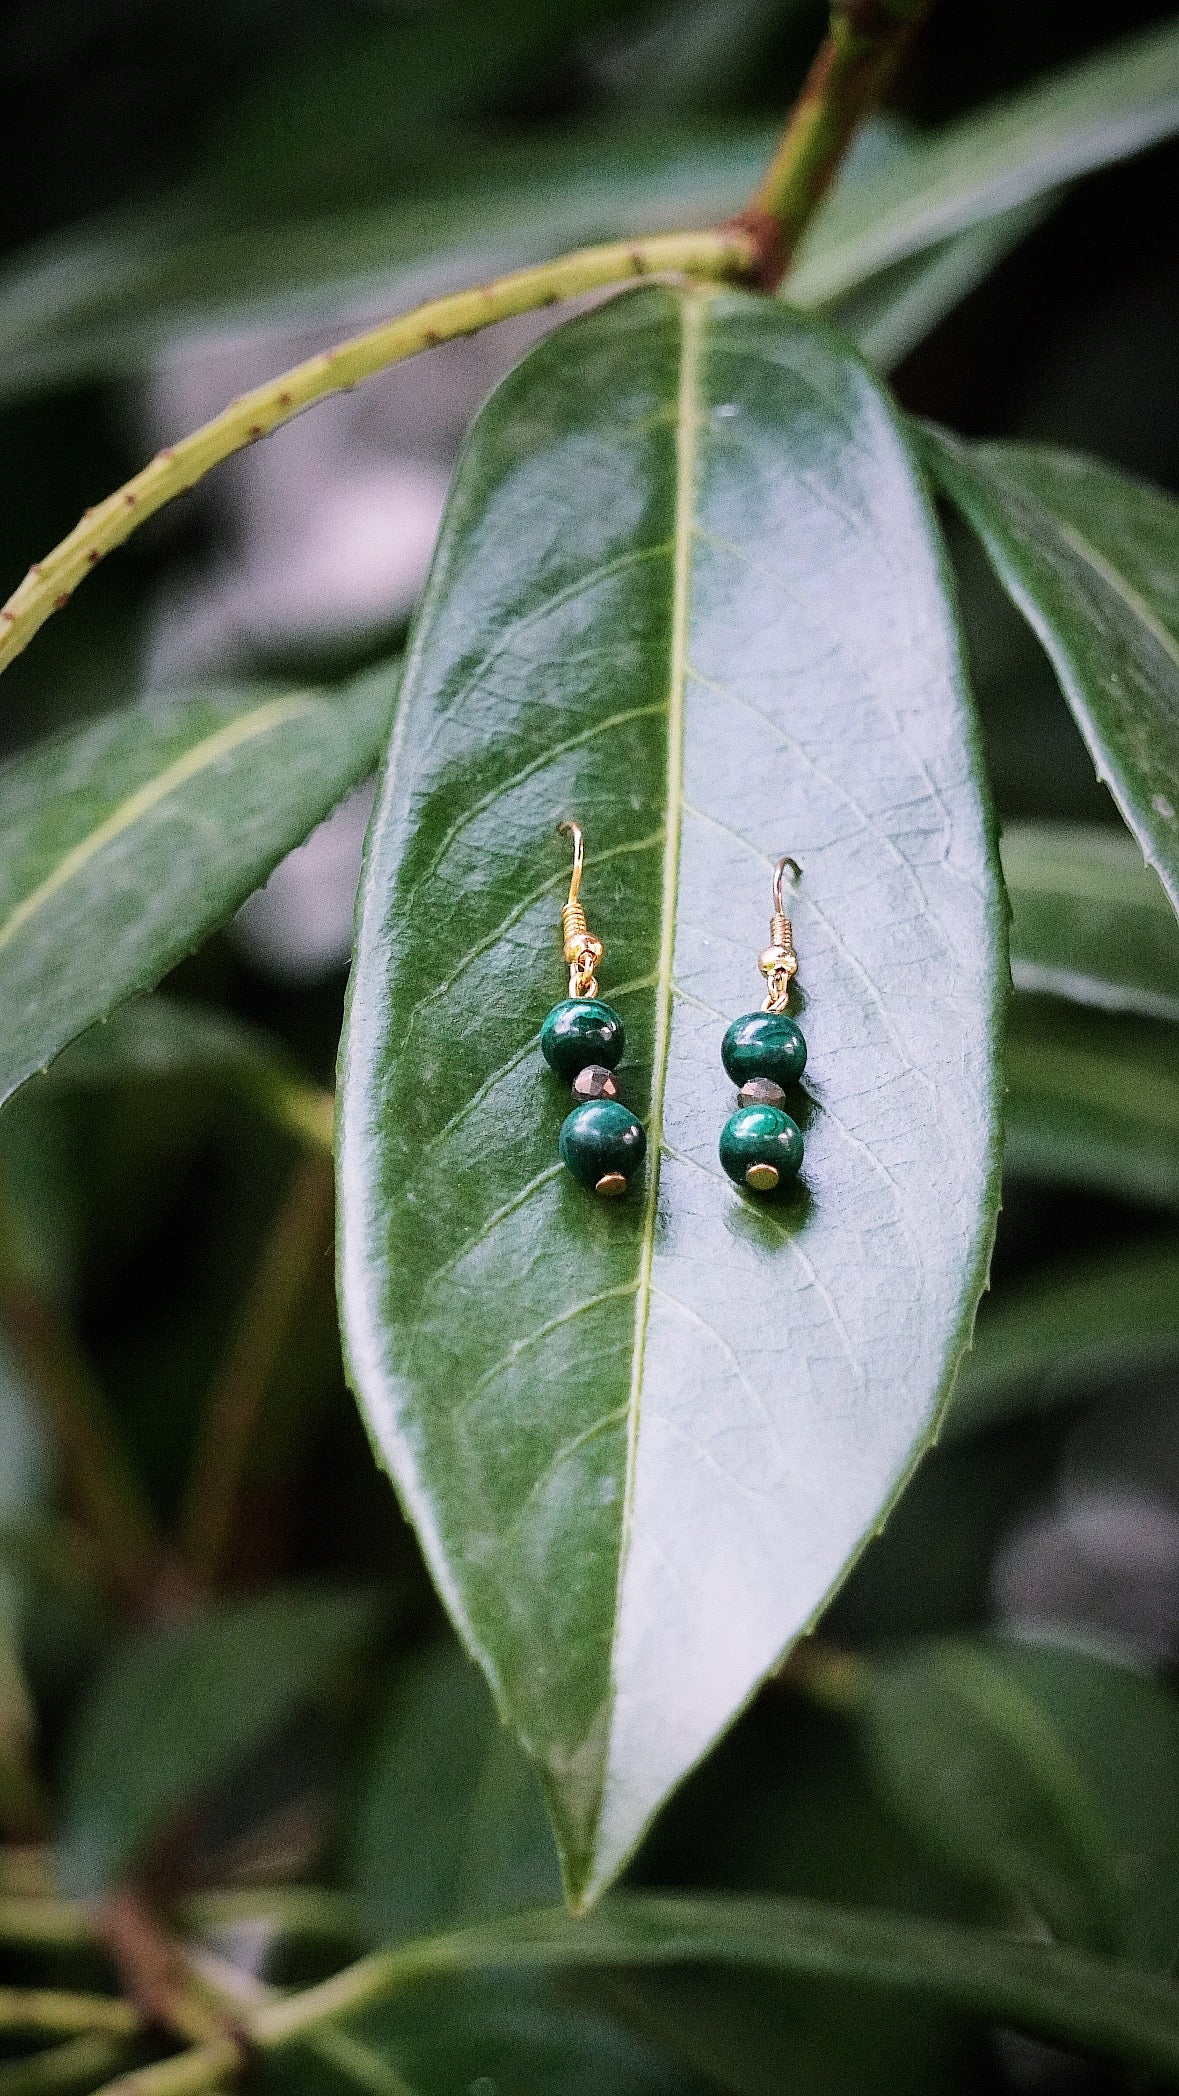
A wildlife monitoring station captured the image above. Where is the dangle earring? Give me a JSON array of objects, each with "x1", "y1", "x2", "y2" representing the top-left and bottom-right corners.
[
  {"x1": 541, "y1": 823, "x2": 646, "y2": 1197},
  {"x1": 718, "y1": 856, "x2": 806, "y2": 1195}
]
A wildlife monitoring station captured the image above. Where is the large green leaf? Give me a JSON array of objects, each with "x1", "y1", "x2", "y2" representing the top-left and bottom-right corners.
[
  {"x1": 860, "y1": 1637, "x2": 1179, "y2": 1966},
  {"x1": 949, "y1": 1238, "x2": 1179, "y2": 1441},
  {"x1": 60, "y1": 1586, "x2": 377, "y2": 1894},
  {"x1": 787, "y1": 15, "x2": 1179, "y2": 307},
  {"x1": 0, "y1": 669, "x2": 396, "y2": 1110},
  {"x1": 920, "y1": 431, "x2": 1179, "y2": 917},
  {"x1": 1005, "y1": 1001, "x2": 1179, "y2": 1209},
  {"x1": 1003, "y1": 822, "x2": 1179, "y2": 1024},
  {"x1": 338, "y1": 284, "x2": 1003, "y2": 1905}
]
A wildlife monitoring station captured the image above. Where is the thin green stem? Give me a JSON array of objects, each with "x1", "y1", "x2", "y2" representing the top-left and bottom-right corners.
[
  {"x1": 0, "y1": 1992, "x2": 139, "y2": 2041},
  {"x1": 743, "y1": 0, "x2": 933, "y2": 286},
  {"x1": 0, "y1": 228, "x2": 752, "y2": 684},
  {"x1": 0, "y1": 1895, "x2": 91, "y2": 1950},
  {"x1": 0, "y1": 2035, "x2": 131, "y2": 2096},
  {"x1": 180, "y1": 1153, "x2": 334, "y2": 1586}
]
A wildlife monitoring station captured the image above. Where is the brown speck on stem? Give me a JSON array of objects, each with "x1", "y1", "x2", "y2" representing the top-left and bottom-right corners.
[
  {"x1": 87, "y1": 549, "x2": 101, "y2": 565},
  {"x1": 29, "y1": 562, "x2": 42, "y2": 576},
  {"x1": 54, "y1": 593, "x2": 71, "y2": 610},
  {"x1": 248, "y1": 423, "x2": 264, "y2": 439},
  {"x1": 156, "y1": 447, "x2": 175, "y2": 463},
  {"x1": 1, "y1": 609, "x2": 15, "y2": 624},
  {"x1": 124, "y1": 491, "x2": 137, "y2": 507},
  {"x1": 424, "y1": 329, "x2": 441, "y2": 346},
  {"x1": 278, "y1": 390, "x2": 293, "y2": 407}
]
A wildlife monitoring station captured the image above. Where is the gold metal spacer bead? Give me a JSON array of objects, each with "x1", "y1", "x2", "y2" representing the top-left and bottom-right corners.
[
  {"x1": 595, "y1": 1172, "x2": 628, "y2": 1198},
  {"x1": 745, "y1": 1162, "x2": 780, "y2": 1192},
  {"x1": 758, "y1": 943, "x2": 797, "y2": 980}
]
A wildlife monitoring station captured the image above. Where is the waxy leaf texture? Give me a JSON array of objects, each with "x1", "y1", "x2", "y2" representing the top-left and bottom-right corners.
[{"x1": 339, "y1": 287, "x2": 1004, "y2": 1903}]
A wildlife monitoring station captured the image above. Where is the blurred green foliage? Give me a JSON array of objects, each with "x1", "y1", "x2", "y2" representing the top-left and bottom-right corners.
[{"x1": 1, "y1": 3, "x2": 1178, "y2": 2091}]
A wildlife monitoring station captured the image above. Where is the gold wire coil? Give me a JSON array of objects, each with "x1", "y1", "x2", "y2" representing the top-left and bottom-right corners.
[
  {"x1": 559, "y1": 860, "x2": 603, "y2": 998},
  {"x1": 759, "y1": 859, "x2": 800, "y2": 1012},
  {"x1": 561, "y1": 899, "x2": 589, "y2": 959}
]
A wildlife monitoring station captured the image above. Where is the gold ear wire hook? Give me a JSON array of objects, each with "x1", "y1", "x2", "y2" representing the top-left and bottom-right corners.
[
  {"x1": 557, "y1": 820, "x2": 603, "y2": 998},
  {"x1": 760, "y1": 855, "x2": 801, "y2": 1013}
]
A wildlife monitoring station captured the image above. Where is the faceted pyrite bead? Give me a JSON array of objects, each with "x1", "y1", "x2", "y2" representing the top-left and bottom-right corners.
[
  {"x1": 559, "y1": 1098, "x2": 646, "y2": 1194},
  {"x1": 721, "y1": 1010, "x2": 807, "y2": 1089},
  {"x1": 719, "y1": 1103, "x2": 804, "y2": 1194},
  {"x1": 571, "y1": 1063, "x2": 619, "y2": 1101},
  {"x1": 540, "y1": 998, "x2": 625, "y2": 1081},
  {"x1": 736, "y1": 1075, "x2": 786, "y2": 1110}
]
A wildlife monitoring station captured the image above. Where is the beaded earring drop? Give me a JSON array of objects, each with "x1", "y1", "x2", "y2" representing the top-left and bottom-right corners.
[
  {"x1": 719, "y1": 856, "x2": 806, "y2": 1195},
  {"x1": 542, "y1": 823, "x2": 646, "y2": 1197}
]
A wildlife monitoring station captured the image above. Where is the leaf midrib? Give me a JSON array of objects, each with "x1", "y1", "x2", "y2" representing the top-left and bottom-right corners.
[{"x1": 608, "y1": 288, "x2": 706, "y2": 1792}]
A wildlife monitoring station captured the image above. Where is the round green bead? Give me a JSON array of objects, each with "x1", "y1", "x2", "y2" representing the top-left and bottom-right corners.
[
  {"x1": 719, "y1": 1104, "x2": 804, "y2": 1192},
  {"x1": 721, "y1": 1010, "x2": 807, "y2": 1088},
  {"x1": 559, "y1": 1099, "x2": 646, "y2": 1191},
  {"x1": 540, "y1": 998, "x2": 625, "y2": 1081}
]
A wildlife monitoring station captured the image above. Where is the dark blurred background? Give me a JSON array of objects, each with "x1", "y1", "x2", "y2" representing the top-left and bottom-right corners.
[{"x1": 1, "y1": 7, "x2": 1177, "y2": 2087}]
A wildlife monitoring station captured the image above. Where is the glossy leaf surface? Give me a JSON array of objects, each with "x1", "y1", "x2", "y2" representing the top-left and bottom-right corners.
[
  {"x1": 861, "y1": 1637, "x2": 1179, "y2": 1964},
  {"x1": 921, "y1": 430, "x2": 1179, "y2": 916},
  {"x1": 1003, "y1": 822, "x2": 1179, "y2": 1024},
  {"x1": 948, "y1": 1238, "x2": 1179, "y2": 1441},
  {"x1": 338, "y1": 285, "x2": 1003, "y2": 1903},
  {"x1": 60, "y1": 1587, "x2": 376, "y2": 1894},
  {"x1": 1006, "y1": 1002, "x2": 1179, "y2": 1210},
  {"x1": 0, "y1": 670, "x2": 395, "y2": 1109}
]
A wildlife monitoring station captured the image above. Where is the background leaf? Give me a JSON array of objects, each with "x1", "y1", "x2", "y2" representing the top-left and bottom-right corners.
[
  {"x1": 350, "y1": 1638, "x2": 561, "y2": 1944},
  {"x1": 0, "y1": 668, "x2": 395, "y2": 1110},
  {"x1": 920, "y1": 431, "x2": 1179, "y2": 917},
  {"x1": 338, "y1": 283, "x2": 1003, "y2": 1905},
  {"x1": 1005, "y1": 1001, "x2": 1179, "y2": 1209},
  {"x1": 948, "y1": 1238, "x2": 1179, "y2": 1441},
  {"x1": 46, "y1": 998, "x2": 333, "y2": 1153},
  {"x1": 258, "y1": 1893, "x2": 1179, "y2": 2083},
  {"x1": 1002, "y1": 821, "x2": 1179, "y2": 1024},
  {"x1": 59, "y1": 1585, "x2": 377, "y2": 1894},
  {"x1": 860, "y1": 1636, "x2": 1179, "y2": 1965},
  {"x1": 786, "y1": 16, "x2": 1179, "y2": 307},
  {"x1": 8, "y1": 16, "x2": 1179, "y2": 398}
]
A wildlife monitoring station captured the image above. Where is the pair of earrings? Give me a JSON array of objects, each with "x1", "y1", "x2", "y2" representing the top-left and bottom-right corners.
[{"x1": 540, "y1": 824, "x2": 806, "y2": 1199}]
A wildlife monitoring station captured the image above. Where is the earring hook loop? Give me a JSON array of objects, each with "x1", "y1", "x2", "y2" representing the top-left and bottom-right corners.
[
  {"x1": 772, "y1": 855, "x2": 802, "y2": 914},
  {"x1": 557, "y1": 819, "x2": 584, "y2": 907}
]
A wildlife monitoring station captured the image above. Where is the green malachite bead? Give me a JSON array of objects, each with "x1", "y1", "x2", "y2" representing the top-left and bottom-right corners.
[
  {"x1": 721, "y1": 1009, "x2": 807, "y2": 1088},
  {"x1": 540, "y1": 998, "x2": 625, "y2": 1081},
  {"x1": 559, "y1": 1098, "x2": 646, "y2": 1193},
  {"x1": 719, "y1": 1104, "x2": 804, "y2": 1194}
]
